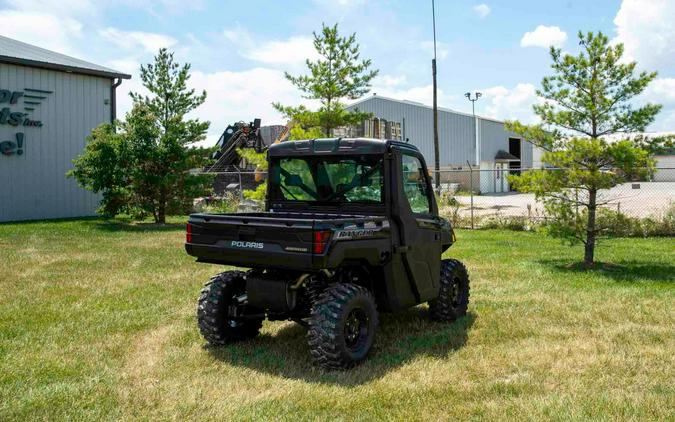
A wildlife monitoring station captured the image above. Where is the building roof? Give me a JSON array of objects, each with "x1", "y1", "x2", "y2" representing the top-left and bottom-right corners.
[
  {"x1": 494, "y1": 150, "x2": 520, "y2": 161},
  {"x1": 347, "y1": 94, "x2": 505, "y2": 124},
  {"x1": 0, "y1": 35, "x2": 131, "y2": 80}
]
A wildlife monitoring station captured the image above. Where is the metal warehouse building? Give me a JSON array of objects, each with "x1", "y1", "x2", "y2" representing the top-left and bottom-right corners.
[
  {"x1": 346, "y1": 95, "x2": 533, "y2": 193},
  {"x1": 0, "y1": 36, "x2": 130, "y2": 222}
]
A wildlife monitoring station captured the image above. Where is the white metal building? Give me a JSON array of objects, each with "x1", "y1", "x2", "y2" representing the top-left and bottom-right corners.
[
  {"x1": 346, "y1": 95, "x2": 533, "y2": 193},
  {"x1": 0, "y1": 36, "x2": 130, "y2": 222},
  {"x1": 654, "y1": 154, "x2": 675, "y2": 182}
]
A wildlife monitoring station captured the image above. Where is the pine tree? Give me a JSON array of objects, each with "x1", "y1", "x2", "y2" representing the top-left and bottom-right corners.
[
  {"x1": 507, "y1": 31, "x2": 662, "y2": 267},
  {"x1": 274, "y1": 23, "x2": 378, "y2": 137}
]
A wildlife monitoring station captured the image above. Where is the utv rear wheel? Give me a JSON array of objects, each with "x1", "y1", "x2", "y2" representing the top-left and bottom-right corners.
[
  {"x1": 197, "y1": 271, "x2": 263, "y2": 345},
  {"x1": 429, "y1": 259, "x2": 470, "y2": 322},
  {"x1": 308, "y1": 284, "x2": 378, "y2": 369}
]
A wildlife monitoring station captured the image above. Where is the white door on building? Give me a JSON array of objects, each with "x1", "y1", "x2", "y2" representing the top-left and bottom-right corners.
[{"x1": 494, "y1": 163, "x2": 508, "y2": 193}]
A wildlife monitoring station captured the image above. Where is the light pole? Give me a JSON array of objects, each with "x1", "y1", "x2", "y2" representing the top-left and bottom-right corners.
[
  {"x1": 431, "y1": 0, "x2": 440, "y2": 189},
  {"x1": 464, "y1": 91, "x2": 482, "y2": 117},
  {"x1": 465, "y1": 91, "x2": 482, "y2": 164},
  {"x1": 465, "y1": 91, "x2": 481, "y2": 229}
]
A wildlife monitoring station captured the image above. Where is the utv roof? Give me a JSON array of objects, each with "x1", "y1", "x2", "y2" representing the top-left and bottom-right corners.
[{"x1": 268, "y1": 138, "x2": 418, "y2": 156}]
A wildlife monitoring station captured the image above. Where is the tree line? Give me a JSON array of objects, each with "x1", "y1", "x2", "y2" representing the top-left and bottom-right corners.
[{"x1": 69, "y1": 25, "x2": 669, "y2": 266}]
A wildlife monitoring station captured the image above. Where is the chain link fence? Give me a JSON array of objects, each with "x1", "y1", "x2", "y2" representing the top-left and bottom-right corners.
[
  {"x1": 196, "y1": 168, "x2": 675, "y2": 231},
  {"x1": 432, "y1": 167, "x2": 675, "y2": 229}
]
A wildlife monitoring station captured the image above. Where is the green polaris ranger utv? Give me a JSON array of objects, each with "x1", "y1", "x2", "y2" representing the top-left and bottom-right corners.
[{"x1": 185, "y1": 138, "x2": 470, "y2": 369}]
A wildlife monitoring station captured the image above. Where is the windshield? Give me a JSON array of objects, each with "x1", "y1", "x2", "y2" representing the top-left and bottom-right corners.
[{"x1": 270, "y1": 155, "x2": 384, "y2": 203}]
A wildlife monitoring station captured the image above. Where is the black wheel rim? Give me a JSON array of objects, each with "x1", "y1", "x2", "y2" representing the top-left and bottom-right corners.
[
  {"x1": 226, "y1": 295, "x2": 244, "y2": 328},
  {"x1": 344, "y1": 308, "x2": 369, "y2": 352}
]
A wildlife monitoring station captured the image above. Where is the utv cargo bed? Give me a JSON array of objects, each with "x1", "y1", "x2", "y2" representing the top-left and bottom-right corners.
[{"x1": 186, "y1": 212, "x2": 390, "y2": 271}]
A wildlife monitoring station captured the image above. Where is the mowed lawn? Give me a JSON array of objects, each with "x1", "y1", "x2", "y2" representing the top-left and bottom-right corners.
[{"x1": 0, "y1": 218, "x2": 673, "y2": 421}]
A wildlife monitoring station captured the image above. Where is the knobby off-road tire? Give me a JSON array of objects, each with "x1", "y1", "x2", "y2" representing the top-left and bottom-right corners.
[
  {"x1": 308, "y1": 283, "x2": 378, "y2": 369},
  {"x1": 197, "y1": 271, "x2": 263, "y2": 345},
  {"x1": 429, "y1": 259, "x2": 470, "y2": 322}
]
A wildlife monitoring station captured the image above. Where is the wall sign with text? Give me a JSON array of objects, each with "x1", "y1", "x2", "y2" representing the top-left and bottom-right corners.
[
  {"x1": 0, "y1": 87, "x2": 52, "y2": 157},
  {"x1": 0, "y1": 133, "x2": 24, "y2": 156}
]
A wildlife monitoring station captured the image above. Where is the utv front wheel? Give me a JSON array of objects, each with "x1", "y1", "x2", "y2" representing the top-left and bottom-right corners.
[
  {"x1": 429, "y1": 259, "x2": 470, "y2": 322},
  {"x1": 197, "y1": 271, "x2": 263, "y2": 345},
  {"x1": 308, "y1": 284, "x2": 378, "y2": 369}
]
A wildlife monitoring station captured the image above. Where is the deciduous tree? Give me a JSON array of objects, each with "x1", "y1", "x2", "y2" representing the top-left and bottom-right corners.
[{"x1": 69, "y1": 49, "x2": 212, "y2": 223}]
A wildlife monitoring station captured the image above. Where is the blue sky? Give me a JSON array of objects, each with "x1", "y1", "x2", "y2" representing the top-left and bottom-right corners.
[{"x1": 1, "y1": 0, "x2": 674, "y2": 144}]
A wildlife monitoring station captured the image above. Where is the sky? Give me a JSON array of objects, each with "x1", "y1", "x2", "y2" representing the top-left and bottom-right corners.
[{"x1": 1, "y1": 0, "x2": 674, "y2": 145}]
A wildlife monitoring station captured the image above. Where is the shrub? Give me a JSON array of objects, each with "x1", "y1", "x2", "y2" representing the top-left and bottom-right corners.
[
  {"x1": 199, "y1": 192, "x2": 240, "y2": 214},
  {"x1": 481, "y1": 215, "x2": 532, "y2": 231},
  {"x1": 594, "y1": 206, "x2": 674, "y2": 237}
]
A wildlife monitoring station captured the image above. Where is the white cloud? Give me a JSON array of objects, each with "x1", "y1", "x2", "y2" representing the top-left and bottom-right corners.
[
  {"x1": 247, "y1": 36, "x2": 320, "y2": 66},
  {"x1": 612, "y1": 1, "x2": 675, "y2": 131},
  {"x1": 187, "y1": 68, "x2": 313, "y2": 145},
  {"x1": 473, "y1": 4, "x2": 491, "y2": 18},
  {"x1": 650, "y1": 109, "x2": 675, "y2": 132},
  {"x1": 112, "y1": 63, "x2": 311, "y2": 146},
  {"x1": 116, "y1": 67, "x2": 300, "y2": 146},
  {"x1": 99, "y1": 27, "x2": 177, "y2": 54},
  {"x1": 642, "y1": 78, "x2": 675, "y2": 104},
  {"x1": 613, "y1": 0, "x2": 675, "y2": 71},
  {"x1": 223, "y1": 26, "x2": 253, "y2": 45},
  {"x1": 367, "y1": 74, "x2": 454, "y2": 107},
  {"x1": 0, "y1": 10, "x2": 82, "y2": 55},
  {"x1": 222, "y1": 29, "x2": 319, "y2": 68},
  {"x1": 107, "y1": 59, "x2": 141, "y2": 76},
  {"x1": 481, "y1": 83, "x2": 540, "y2": 123},
  {"x1": 372, "y1": 74, "x2": 407, "y2": 89},
  {"x1": 520, "y1": 25, "x2": 567, "y2": 48}
]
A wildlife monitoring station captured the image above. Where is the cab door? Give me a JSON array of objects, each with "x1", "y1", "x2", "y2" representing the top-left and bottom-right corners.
[{"x1": 392, "y1": 151, "x2": 442, "y2": 302}]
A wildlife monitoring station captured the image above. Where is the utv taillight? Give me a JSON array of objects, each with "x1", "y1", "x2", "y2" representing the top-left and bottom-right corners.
[
  {"x1": 186, "y1": 223, "x2": 193, "y2": 243},
  {"x1": 312, "y1": 230, "x2": 332, "y2": 254}
]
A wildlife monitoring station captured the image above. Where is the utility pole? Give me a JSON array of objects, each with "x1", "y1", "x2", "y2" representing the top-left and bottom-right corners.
[{"x1": 432, "y1": 0, "x2": 440, "y2": 190}]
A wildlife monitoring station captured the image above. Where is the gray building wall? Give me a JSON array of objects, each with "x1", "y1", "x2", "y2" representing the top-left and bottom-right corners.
[
  {"x1": 479, "y1": 119, "x2": 533, "y2": 168},
  {"x1": 0, "y1": 63, "x2": 112, "y2": 222},
  {"x1": 347, "y1": 95, "x2": 532, "y2": 169},
  {"x1": 347, "y1": 96, "x2": 475, "y2": 167}
]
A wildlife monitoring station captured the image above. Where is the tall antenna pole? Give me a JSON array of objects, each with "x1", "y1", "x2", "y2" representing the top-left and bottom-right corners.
[{"x1": 432, "y1": 0, "x2": 440, "y2": 190}]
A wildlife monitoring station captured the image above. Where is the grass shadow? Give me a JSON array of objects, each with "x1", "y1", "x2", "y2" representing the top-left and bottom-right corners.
[
  {"x1": 0, "y1": 216, "x2": 188, "y2": 233},
  {"x1": 0, "y1": 216, "x2": 100, "y2": 226},
  {"x1": 539, "y1": 259, "x2": 675, "y2": 283},
  {"x1": 206, "y1": 308, "x2": 476, "y2": 386},
  {"x1": 92, "y1": 220, "x2": 186, "y2": 233}
]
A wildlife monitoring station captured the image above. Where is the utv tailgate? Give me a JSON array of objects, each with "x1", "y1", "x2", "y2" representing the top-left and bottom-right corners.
[{"x1": 186, "y1": 212, "x2": 317, "y2": 270}]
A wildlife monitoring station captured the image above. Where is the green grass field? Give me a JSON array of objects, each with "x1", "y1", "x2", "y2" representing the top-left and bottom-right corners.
[{"x1": 0, "y1": 218, "x2": 673, "y2": 420}]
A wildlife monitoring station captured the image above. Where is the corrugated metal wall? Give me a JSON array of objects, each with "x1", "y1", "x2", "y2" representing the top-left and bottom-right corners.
[
  {"x1": 348, "y1": 96, "x2": 533, "y2": 168},
  {"x1": 479, "y1": 119, "x2": 533, "y2": 167},
  {"x1": 0, "y1": 63, "x2": 111, "y2": 222},
  {"x1": 347, "y1": 96, "x2": 475, "y2": 167}
]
